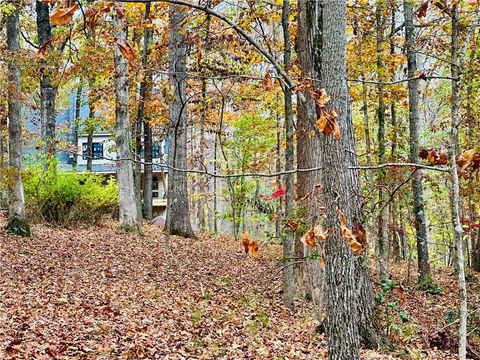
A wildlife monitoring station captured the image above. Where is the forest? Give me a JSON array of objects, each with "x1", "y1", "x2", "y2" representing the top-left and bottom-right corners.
[{"x1": 1, "y1": 0, "x2": 480, "y2": 359}]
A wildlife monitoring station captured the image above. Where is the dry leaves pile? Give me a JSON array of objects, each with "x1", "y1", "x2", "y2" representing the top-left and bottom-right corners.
[
  {"x1": 0, "y1": 214, "x2": 325, "y2": 359},
  {"x1": 1, "y1": 212, "x2": 474, "y2": 359}
]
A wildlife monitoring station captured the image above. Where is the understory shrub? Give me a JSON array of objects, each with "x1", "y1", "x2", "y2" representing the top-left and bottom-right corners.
[{"x1": 24, "y1": 163, "x2": 118, "y2": 226}]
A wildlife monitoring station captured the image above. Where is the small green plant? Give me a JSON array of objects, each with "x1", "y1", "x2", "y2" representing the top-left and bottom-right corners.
[
  {"x1": 23, "y1": 160, "x2": 118, "y2": 226},
  {"x1": 191, "y1": 309, "x2": 203, "y2": 326},
  {"x1": 416, "y1": 276, "x2": 442, "y2": 295}
]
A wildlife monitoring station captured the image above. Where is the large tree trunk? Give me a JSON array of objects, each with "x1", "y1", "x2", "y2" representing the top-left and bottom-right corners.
[
  {"x1": 166, "y1": 4, "x2": 196, "y2": 239},
  {"x1": 296, "y1": 0, "x2": 324, "y2": 310},
  {"x1": 6, "y1": 4, "x2": 30, "y2": 237},
  {"x1": 282, "y1": 0, "x2": 295, "y2": 309},
  {"x1": 404, "y1": 0, "x2": 431, "y2": 284},
  {"x1": 319, "y1": 1, "x2": 361, "y2": 357},
  {"x1": 36, "y1": 0, "x2": 57, "y2": 156},
  {"x1": 113, "y1": 4, "x2": 140, "y2": 231}
]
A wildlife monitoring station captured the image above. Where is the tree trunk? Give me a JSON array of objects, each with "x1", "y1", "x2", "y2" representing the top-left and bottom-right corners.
[
  {"x1": 113, "y1": 3, "x2": 140, "y2": 231},
  {"x1": 86, "y1": 105, "x2": 94, "y2": 172},
  {"x1": 36, "y1": 0, "x2": 57, "y2": 156},
  {"x1": 296, "y1": 0, "x2": 324, "y2": 309},
  {"x1": 282, "y1": 0, "x2": 295, "y2": 309},
  {"x1": 140, "y1": 3, "x2": 154, "y2": 220},
  {"x1": 166, "y1": 4, "x2": 196, "y2": 239},
  {"x1": 6, "y1": 4, "x2": 30, "y2": 237},
  {"x1": 404, "y1": 0, "x2": 431, "y2": 284},
  {"x1": 316, "y1": 1, "x2": 361, "y2": 357},
  {"x1": 375, "y1": 2, "x2": 388, "y2": 280},
  {"x1": 73, "y1": 85, "x2": 82, "y2": 169},
  {"x1": 450, "y1": 4, "x2": 468, "y2": 358},
  {"x1": 197, "y1": 3, "x2": 212, "y2": 232}
]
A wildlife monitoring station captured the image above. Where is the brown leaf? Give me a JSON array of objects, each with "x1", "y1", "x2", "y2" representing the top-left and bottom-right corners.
[
  {"x1": 316, "y1": 109, "x2": 340, "y2": 140},
  {"x1": 50, "y1": 3, "x2": 79, "y2": 26},
  {"x1": 419, "y1": 148, "x2": 429, "y2": 159},
  {"x1": 437, "y1": 153, "x2": 448, "y2": 165},
  {"x1": 262, "y1": 70, "x2": 274, "y2": 90},
  {"x1": 114, "y1": 3, "x2": 125, "y2": 19},
  {"x1": 285, "y1": 220, "x2": 299, "y2": 231},
  {"x1": 340, "y1": 213, "x2": 363, "y2": 255},
  {"x1": 117, "y1": 41, "x2": 137, "y2": 67}
]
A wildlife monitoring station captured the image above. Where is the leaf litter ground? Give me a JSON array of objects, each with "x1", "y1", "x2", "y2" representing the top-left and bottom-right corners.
[{"x1": 0, "y1": 213, "x2": 478, "y2": 359}]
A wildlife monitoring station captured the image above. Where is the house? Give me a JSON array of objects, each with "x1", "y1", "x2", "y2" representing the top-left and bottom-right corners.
[
  {"x1": 74, "y1": 130, "x2": 169, "y2": 215},
  {"x1": 26, "y1": 89, "x2": 169, "y2": 216}
]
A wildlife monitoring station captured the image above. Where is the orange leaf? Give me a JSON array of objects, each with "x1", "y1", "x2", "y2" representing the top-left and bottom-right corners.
[
  {"x1": 248, "y1": 241, "x2": 259, "y2": 257},
  {"x1": 319, "y1": 256, "x2": 325, "y2": 270},
  {"x1": 37, "y1": 35, "x2": 61, "y2": 58},
  {"x1": 459, "y1": 149, "x2": 476, "y2": 171},
  {"x1": 300, "y1": 229, "x2": 316, "y2": 249},
  {"x1": 241, "y1": 232, "x2": 250, "y2": 254},
  {"x1": 349, "y1": 240, "x2": 363, "y2": 255},
  {"x1": 426, "y1": 149, "x2": 438, "y2": 165},
  {"x1": 285, "y1": 220, "x2": 299, "y2": 231},
  {"x1": 50, "y1": 3, "x2": 79, "y2": 26}
]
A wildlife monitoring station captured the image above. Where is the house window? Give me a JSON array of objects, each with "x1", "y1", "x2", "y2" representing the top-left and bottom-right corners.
[
  {"x1": 82, "y1": 142, "x2": 103, "y2": 160},
  {"x1": 152, "y1": 176, "x2": 159, "y2": 198}
]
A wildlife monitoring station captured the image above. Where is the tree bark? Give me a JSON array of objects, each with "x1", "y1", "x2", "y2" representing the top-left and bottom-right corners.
[
  {"x1": 282, "y1": 0, "x2": 295, "y2": 309},
  {"x1": 197, "y1": 2, "x2": 212, "y2": 232},
  {"x1": 375, "y1": 2, "x2": 388, "y2": 280},
  {"x1": 6, "y1": 4, "x2": 30, "y2": 237},
  {"x1": 166, "y1": 4, "x2": 196, "y2": 239},
  {"x1": 296, "y1": 0, "x2": 324, "y2": 310},
  {"x1": 113, "y1": 3, "x2": 140, "y2": 231},
  {"x1": 404, "y1": 0, "x2": 431, "y2": 283},
  {"x1": 450, "y1": 4, "x2": 468, "y2": 358},
  {"x1": 73, "y1": 85, "x2": 82, "y2": 169},
  {"x1": 36, "y1": 0, "x2": 57, "y2": 156},
  {"x1": 316, "y1": 1, "x2": 361, "y2": 357}
]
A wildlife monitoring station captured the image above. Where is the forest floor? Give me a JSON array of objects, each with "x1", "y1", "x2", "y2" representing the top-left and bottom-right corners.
[{"x1": 1, "y1": 212, "x2": 479, "y2": 359}]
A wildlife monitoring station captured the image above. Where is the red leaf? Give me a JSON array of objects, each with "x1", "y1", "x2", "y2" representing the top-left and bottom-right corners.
[{"x1": 418, "y1": 0, "x2": 430, "y2": 18}]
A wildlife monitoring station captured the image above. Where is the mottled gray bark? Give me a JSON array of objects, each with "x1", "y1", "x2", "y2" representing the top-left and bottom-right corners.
[
  {"x1": 166, "y1": 4, "x2": 196, "y2": 239},
  {"x1": 404, "y1": 0, "x2": 431, "y2": 283},
  {"x1": 36, "y1": 0, "x2": 57, "y2": 155},
  {"x1": 318, "y1": 1, "x2": 360, "y2": 357},
  {"x1": 282, "y1": 0, "x2": 295, "y2": 309},
  {"x1": 6, "y1": 5, "x2": 30, "y2": 237},
  {"x1": 113, "y1": 3, "x2": 140, "y2": 231}
]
